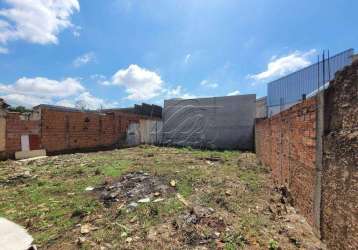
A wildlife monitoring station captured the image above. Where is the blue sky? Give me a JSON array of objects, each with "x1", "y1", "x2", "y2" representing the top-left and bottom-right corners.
[{"x1": 0, "y1": 0, "x2": 356, "y2": 109}]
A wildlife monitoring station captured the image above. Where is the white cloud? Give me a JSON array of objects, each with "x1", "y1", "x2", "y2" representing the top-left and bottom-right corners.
[
  {"x1": 164, "y1": 85, "x2": 196, "y2": 100},
  {"x1": 0, "y1": 0, "x2": 79, "y2": 50},
  {"x1": 57, "y1": 92, "x2": 118, "y2": 110},
  {"x1": 0, "y1": 77, "x2": 85, "y2": 98},
  {"x1": 200, "y1": 80, "x2": 218, "y2": 89},
  {"x1": 180, "y1": 93, "x2": 197, "y2": 99},
  {"x1": 110, "y1": 64, "x2": 163, "y2": 101},
  {"x1": 249, "y1": 49, "x2": 317, "y2": 82},
  {"x1": 75, "y1": 92, "x2": 112, "y2": 110},
  {"x1": 90, "y1": 74, "x2": 106, "y2": 80},
  {"x1": 164, "y1": 85, "x2": 182, "y2": 97},
  {"x1": 90, "y1": 74, "x2": 110, "y2": 85},
  {"x1": 0, "y1": 76, "x2": 119, "y2": 109},
  {"x1": 184, "y1": 54, "x2": 191, "y2": 64},
  {"x1": 90, "y1": 74, "x2": 112, "y2": 86},
  {"x1": 55, "y1": 98, "x2": 75, "y2": 108},
  {"x1": 73, "y1": 52, "x2": 95, "y2": 67},
  {"x1": 100, "y1": 65, "x2": 197, "y2": 102},
  {"x1": 227, "y1": 90, "x2": 241, "y2": 96},
  {"x1": 72, "y1": 25, "x2": 81, "y2": 37},
  {"x1": 0, "y1": 93, "x2": 51, "y2": 107},
  {"x1": 0, "y1": 46, "x2": 8, "y2": 54},
  {"x1": 0, "y1": 76, "x2": 92, "y2": 108}
]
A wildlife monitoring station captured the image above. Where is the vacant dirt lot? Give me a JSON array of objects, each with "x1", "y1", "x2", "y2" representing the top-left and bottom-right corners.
[{"x1": 0, "y1": 146, "x2": 324, "y2": 249}]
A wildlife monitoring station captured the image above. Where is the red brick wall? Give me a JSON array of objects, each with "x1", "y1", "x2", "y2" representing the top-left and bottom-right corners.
[
  {"x1": 256, "y1": 61, "x2": 358, "y2": 249},
  {"x1": 255, "y1": 98, "x2": 317, "y2": 226},
  {"x1": 3, "y1": 107, "x2": 158, "y2": 156},
  {"x1": 5, "y1": 112, "x2": 41, "y2": 153},
  {"x1": 39, "y1": 107, "x2": 149, "y2": 153}
]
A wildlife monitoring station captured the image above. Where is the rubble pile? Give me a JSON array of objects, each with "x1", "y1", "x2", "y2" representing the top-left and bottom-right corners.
[
  {"x1": 172, "y1": 206, "x2": 228, "y2": 246},
  {"x1": 93, "y1": 171, "x2": 174, "y2": 207}
]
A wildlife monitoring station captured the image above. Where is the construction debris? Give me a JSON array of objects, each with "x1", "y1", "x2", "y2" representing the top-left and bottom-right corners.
[
  {"x1": 15, "y1": 149, "x2": 46, "y2": 160},
  {"x1": 0, "y1": 169, "x2": 35, "y2": 186},
  {"x1": 138, "y1": 197, "x2": 151, "y2": 203},
  {"x1": 85, "y1": 186, "x2": 94, "y2": 191},
  {"x1": 176, "y1": 193, "x2": 190, "y2": 207},
  {"x1": 80, "y1": 224, "x2": 92, "y2": 234},
  {"x1": 93, "y1": 171, "x2": 175, "y2": 206},
  {"x1": 18, "y1": 155, "x2": 48, "y2": 162}
]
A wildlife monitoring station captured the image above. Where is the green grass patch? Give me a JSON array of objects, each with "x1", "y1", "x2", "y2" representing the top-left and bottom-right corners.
[
  {"x1": 0, "y1": 146, "x2": 271, "y2": 249},
  {"x1": 101, "y1": 160, "x2": 131, "y2": 177},
  {"x1": 239, "y1": 170, "x2": 261, "y2": 191}
]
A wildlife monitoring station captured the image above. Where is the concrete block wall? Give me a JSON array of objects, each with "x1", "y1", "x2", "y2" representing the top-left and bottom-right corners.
[{"x1": 255, "y1": 98, "x2": 317, "y2": 226}]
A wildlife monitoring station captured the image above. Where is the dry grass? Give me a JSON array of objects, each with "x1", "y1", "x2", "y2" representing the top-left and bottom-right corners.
[{"x1": 0, "y1": 146, "x2": 324, "y2": 249}]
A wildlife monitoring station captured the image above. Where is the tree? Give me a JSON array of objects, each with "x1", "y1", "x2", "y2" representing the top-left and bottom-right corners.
[
  {"x1": 8, "y1": 106, "x2": 31, "y2": 113},
  {"x1": 75, "y1": 100, "x2": 88, "y2": 110}
]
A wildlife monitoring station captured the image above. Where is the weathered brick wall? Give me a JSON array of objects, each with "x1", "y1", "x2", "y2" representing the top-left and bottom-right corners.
[
  {"x1": 39, "y1": 107, "x2": 149, "y2": 153},
  {"x1": 255, "y1": 98, "x2": 317, "y2": 226},
  {"x1": 256, "y1": 61, "x2": 358, "y2": 249},
  {"x1": 1, "y1": 105, "x2": 159, "y2": 156},
  {"x1": 5, "y1": 112, "x2": 41, "y2": 153},
  {"x1": 322, "y1": 61, "x2": 358, "y2": 249}
]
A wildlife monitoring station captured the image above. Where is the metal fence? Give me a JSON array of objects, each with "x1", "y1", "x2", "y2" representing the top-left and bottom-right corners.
[{"x1": 267, "y1": 49, "x2": 354, "y2": 116}]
